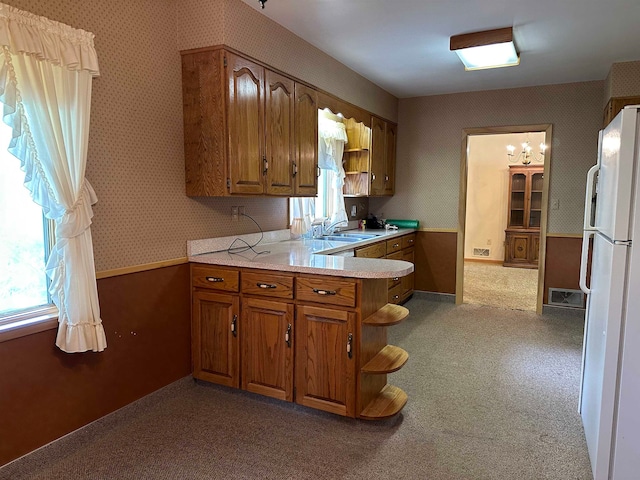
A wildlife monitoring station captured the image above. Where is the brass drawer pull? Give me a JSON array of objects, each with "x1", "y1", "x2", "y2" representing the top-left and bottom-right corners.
[
  {"x1": 393, "y1": 295, "x2": 400, "y2": 300},
  {"x1": 313, "y1": 288, "x2": 337, "y2": 296},
  {"x1": 206, "y1": 276, "x2": 224, "y2": 283},
  {"x1": 257, "y1": 283, "x2": 277, "y2": 289},
  {"x1": 408, "y1": 239, "x2": 414, "y2": 244},
  {"x1": 347, "y1": 333, "x2": 353, "y2": 359},
  {"x1": 393, "y1": 277, "x2": 399, "y2": 282},
  {"x1": 393, "y1": 243, "x2": 400, "y2": 248}
]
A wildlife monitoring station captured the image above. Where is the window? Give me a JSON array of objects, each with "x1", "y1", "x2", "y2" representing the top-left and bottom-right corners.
[
  {"x1": 0, "y1": 121, "x2": 54, "y2": 328},
  {"x1": 288, "y1": 168, "x2": 336, "y2": 225}
]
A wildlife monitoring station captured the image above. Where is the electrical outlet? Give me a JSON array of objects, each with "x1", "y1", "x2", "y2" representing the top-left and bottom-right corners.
[
  {"x1": 551, "y1": 198, "x2": 560, "y2": 210},
  {"x1": 231, "y1": 206, "x2": 238, "y2": 222},
  {"x1": 238, "y1": 206, "x2": 245, "y2": 218}
]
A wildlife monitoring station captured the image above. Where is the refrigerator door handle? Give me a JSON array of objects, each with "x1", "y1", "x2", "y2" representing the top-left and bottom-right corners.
[
  {"x1": 579, "y1": 231, "x2": 594, "y2": 294},
  {"x1": 583, "y1": 164, "x2": 600, "y2": 231}
]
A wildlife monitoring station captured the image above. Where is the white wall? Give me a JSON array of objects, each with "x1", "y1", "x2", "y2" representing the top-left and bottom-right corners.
[{"x1": 464, "y1": 132, "x2": 546, "y2": 261}]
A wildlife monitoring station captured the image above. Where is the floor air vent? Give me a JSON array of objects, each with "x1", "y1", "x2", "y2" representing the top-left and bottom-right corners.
[
  {"x1": 548, "y1": 288, "x2": 585, "y2": 308},
  {"x1": 473, "y1": 248, "x2": 490, "y2": 257}
]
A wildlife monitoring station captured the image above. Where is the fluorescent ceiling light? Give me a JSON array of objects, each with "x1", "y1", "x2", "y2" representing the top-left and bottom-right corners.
[{"x1": 450, "y1": 27, "x2": 520, "y2": 71}]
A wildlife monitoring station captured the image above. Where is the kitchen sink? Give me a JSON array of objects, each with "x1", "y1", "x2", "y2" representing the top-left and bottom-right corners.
[
  {"x1": 327, "y1": 233, "x2": 379, "y2": 239},
  {"x1": 321, "y1": 235, "x2": 365, "y2": 243}
]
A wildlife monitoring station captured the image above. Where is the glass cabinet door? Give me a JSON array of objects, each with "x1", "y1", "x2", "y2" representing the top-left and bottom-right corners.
[
  {"x1": 529, "y1": 172, "x2": 543, "y2": 228},
  {"x1": 509, "y1": 173, "x2": 526, "y2": 227}
]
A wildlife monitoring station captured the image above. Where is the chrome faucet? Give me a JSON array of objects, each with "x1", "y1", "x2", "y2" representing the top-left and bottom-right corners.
[{"x1": 322, "y1": 217, "x2": 347, "y2": 236}]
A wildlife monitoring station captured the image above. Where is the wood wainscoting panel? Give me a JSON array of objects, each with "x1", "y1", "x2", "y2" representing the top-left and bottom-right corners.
[
  {"x1": 0, "y1": 265, "x2": 191, "y2": 466},
  {"x1": 543, "y1": 236, "x2": 586, "y2": 304},
  {"x1": 414, "y1": 231, "x2": 457, "y2": 295}
]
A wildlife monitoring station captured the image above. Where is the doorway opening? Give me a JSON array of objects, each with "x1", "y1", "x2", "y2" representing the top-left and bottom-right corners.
[{"x1": 456, "y1": 125, "x2": 552, "y2": 313}]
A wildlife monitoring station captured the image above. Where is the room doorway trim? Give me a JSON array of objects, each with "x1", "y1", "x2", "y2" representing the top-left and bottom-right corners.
[{"x1": 456, "y1": 124, "x2": 553, "y2": 314}]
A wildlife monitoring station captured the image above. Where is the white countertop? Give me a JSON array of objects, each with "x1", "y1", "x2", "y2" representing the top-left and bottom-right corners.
[{"x1": 188, "y1": 228, "x2": 415, "y2": 279}]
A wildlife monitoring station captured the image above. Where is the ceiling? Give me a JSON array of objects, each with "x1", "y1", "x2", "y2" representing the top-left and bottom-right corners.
[{"x1": 241, "y1": 0, "x2": 640, "y2": 98}]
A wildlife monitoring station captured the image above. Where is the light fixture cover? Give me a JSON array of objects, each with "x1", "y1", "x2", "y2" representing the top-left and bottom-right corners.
[{"x1": 450, "y1": 27, "x2": 520, "y2": 71}]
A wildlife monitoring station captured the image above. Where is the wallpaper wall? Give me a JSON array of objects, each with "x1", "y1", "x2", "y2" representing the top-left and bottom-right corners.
[
  {"x1": 176, "y1": 0, "x2": 398, "y2": 122},
  {"x1": 370, "y1": 81, "x2": 604, "y2": 234},
  {"x1": 608, "y1": 61, "x2": 640, "y2": 98},
  {"x1": 465, "y1": 132, "x2": 546, "y2": 261},
  {"x1": 2, "y1": 0, "x2": 391, "y2": 272}
]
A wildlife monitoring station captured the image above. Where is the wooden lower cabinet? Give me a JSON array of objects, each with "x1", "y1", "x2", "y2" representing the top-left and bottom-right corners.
[
  {"x1": 355, "y1": 233, "x2": 416, "y2": 304},
  {"x1": 191, "y1": 264, "x2": 410, "y2": 420},
  {"x1": 504, "y1": 231, "x2": 540, "y2": 269},
  {"x1": 295, "y1": 305, "x2": 356, "y2": 417},
  {"x1": 192, "y1": 290, "x2": 240, "y2": 388},
  {"x1": 242, "y1": 298, "x2": 294, "y2": 401}
]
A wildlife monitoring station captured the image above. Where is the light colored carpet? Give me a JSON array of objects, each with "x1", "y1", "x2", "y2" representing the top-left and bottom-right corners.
[
  {"x1": 464, "y1": 261, "x2": 538, "y2": 311},
  {"x1": 0, "y1": 297, "x2": 592, "y2": 480}
]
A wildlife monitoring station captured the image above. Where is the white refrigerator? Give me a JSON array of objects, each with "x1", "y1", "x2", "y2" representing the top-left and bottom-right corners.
[{"x1": 579, "y1": 105, "x2": 640, "y2": 480}]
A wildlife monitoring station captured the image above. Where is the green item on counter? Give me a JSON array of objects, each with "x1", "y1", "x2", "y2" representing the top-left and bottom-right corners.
[{"x1": 385, "y1": 219, "x2": 420, "y2": 229}]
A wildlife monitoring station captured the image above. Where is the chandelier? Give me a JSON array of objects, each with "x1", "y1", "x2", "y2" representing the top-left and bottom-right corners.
[{"x1": 507, "y1": 138, "x2": 546, "y2": 165}]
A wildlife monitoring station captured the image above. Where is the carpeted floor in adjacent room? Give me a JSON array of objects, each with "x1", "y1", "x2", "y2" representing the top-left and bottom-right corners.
[
  {"x1": 464, "y1": 261, "x2": 539, "y2": 311},
  {"x1": 0, "y1": 296, "x2": 592, "y2": 480}
]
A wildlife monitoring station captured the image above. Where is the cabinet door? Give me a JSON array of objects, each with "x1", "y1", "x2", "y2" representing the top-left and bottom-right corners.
[
  {"x1": 506, "y1": 233, "x2": 530, "y2": 264},
  {"x1": 294, "y1": 83, "x2": 318, "y2": 195},
  {"x1": 528, "y1": 171, "x2": 543, "y2": 229},
  {"x1": 369, "y1": 116, "x2": 386, "y2": 196},
  {"x1": 265, "y1": 70, "x2": 295, "y2": 195},
  {"x1": 192, "y1": 290, "x2": 240, "y2": 388},
  {"x1": 384, "y1": 122, "x2": 397, "y2": 196},
  {"x1": 226, "y1": 52, "x2": 265, "y2": 194},
  {"x1": 295, "y1": 305, "x2": 356, "y2": 417},
  {"x1": 508, "y1": 171, "x2": 527, "y2": 228},
  {"x1": 530, "y1": 234, "x2": 540, "y2": 264},
  {"x1": 242, "y1": 298, "x2": 294, "y2": 401}
]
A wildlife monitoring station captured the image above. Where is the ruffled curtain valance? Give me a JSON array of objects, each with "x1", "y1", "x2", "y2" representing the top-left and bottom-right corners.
[
  {"x1": 0, "y1": 3, "x2": 99, "y2": 74},
  {"x1": 0, "y1": 3, "x2": 104, "y2": 353}
]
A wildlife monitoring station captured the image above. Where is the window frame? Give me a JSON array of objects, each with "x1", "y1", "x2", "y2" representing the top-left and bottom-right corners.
[{"x1": 0, "y1": 201, "x2": 58, "y2": 342}]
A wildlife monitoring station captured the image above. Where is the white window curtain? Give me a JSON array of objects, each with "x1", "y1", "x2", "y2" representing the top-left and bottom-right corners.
[
  {"x1": 290, "y1": 196, "x2": 315, "y2": 234},
  {"x1": 318, "y1": 116, "x2": 348, "y2": 226},
  {"x1": 0, "y1": 4, "x2": 105, "y2": 352}
]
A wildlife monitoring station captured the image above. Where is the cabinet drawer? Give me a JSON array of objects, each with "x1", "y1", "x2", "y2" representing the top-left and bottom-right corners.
[
  {"x1": 386, "y1": 238, "x2": 403, "y2": 254},
  {"x1": 355, "y1": 241, "x2": 386, "y2": 258},
  {"x1": 241, "y1": 271, "x2": 294, "y2": 299},
  {"x1": 296, "y1": 276, "x2": 356, "y2": 307},
  {"x1": 388, "y1": 274, "x2": 402, "y2": 289},
  {"x1": 401, "y1": 234, "x2": 416, "y2": 249},
  {"x1": 388, "y1": 284, "x2": 403, "y2": 304},
  {"x1": 386, "y1": 251, "x2": 403, "y2": 261},
  {"x1": 402, "y1": 248, "x2": 415, "y2": 264},
  {"x1": 192, "y1": 265, "x2": 239, "y2": 292}
]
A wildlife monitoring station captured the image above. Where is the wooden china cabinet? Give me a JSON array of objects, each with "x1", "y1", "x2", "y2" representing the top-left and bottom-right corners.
[{"x1": 504, "y1": 165, "x2": 544, "y2": 269}]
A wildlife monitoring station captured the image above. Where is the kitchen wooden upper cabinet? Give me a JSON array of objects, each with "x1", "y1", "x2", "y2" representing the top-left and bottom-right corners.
[
  {"x1": 369, "y1": 116, "x2": 397, "y2": 197},
  {"x1": 293, "y1": 83, "x2": 319, "y2": 196},
  {"x1": 182, "y1": 47, "x2": 318, "y2": 196},
  {"x1": 265, "y1": 70, "x2": 295, "y2": 195},
  {"x1": 192, "y1": 290, "x2": 240, "y2": 388},
  {"x1": 295, "y1": 304, "x2": 356, "y2": 417},
  {"x1": 242, "y1": 297, "x2": 294, "y2": 401}
]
